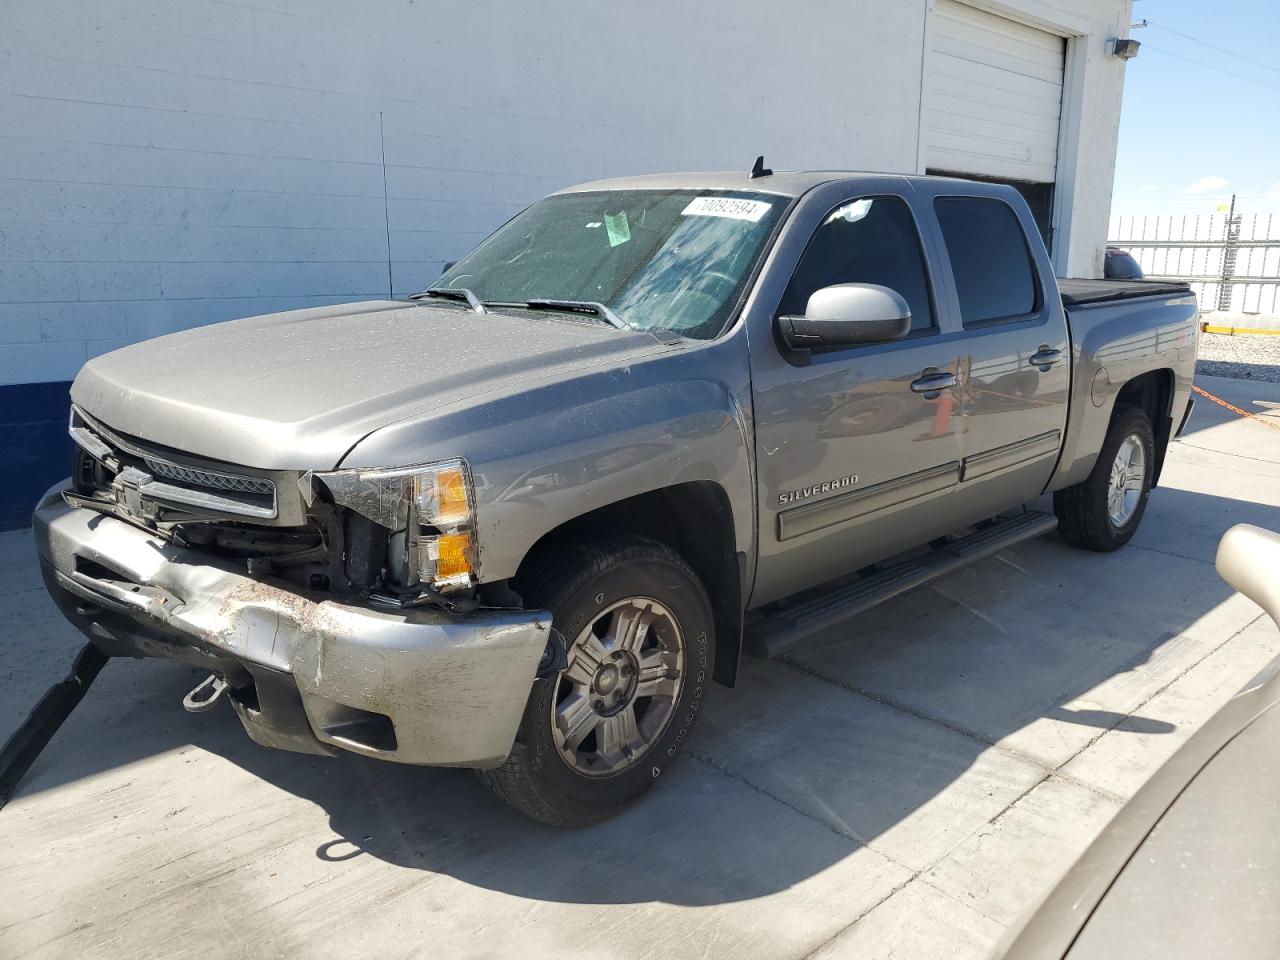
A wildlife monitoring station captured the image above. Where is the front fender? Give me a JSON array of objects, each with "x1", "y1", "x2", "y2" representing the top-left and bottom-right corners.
[{"x1": 338, "y1": 338, "x2": 756, "y2": 585}]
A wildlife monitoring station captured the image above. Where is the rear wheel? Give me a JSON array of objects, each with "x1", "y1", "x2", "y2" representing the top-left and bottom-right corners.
[
  {"x1": 1054, "y1": 404, "x2": 1155, "y2": 551},
  {"x1": 477, "y1": 535, "x2": 714, "y2": 826}
]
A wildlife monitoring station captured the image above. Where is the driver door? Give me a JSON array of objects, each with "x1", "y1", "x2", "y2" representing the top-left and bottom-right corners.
[{"x1": 748, "y1": 189, "x2": 963, "y2": 606}]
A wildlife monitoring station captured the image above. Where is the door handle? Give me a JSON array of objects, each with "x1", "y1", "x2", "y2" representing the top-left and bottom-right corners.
[
  {"x1": 910, "y1": 371, "x2": 958, "y2": 398},
  {"x1": 1028, "y1": 347, "x2": 1062, "y2": 370}
]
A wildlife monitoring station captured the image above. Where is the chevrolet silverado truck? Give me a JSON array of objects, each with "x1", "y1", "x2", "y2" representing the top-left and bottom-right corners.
[{"x1": 33, "y1": 169, "x2": 1199, "y2": 825}]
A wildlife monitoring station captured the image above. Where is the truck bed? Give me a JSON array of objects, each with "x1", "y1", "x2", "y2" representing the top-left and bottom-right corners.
[{"x1": 1058, "y1": 278, "x2": 1192, "y2": 307}]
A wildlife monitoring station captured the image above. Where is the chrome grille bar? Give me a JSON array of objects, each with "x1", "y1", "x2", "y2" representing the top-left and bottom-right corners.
[
  {"x1": 70, "y1": 405, "x2": 279, "y2": 521},
  {"x1": 143, "y1": 458, "x2": 275, "y2": 497}
]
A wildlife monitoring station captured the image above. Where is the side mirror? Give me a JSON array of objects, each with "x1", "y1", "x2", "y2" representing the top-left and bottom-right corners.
[{"x1": 777, "y1": 283, "x2": 912, "y2": 350}]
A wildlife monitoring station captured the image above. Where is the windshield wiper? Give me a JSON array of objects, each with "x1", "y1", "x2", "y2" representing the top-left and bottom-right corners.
[
  {"x1": 410, "y1": 287, "x2": 487, "y2": 314},
  {"x1": 524, "y1": 299, "x2": 629, "y2": 330}
]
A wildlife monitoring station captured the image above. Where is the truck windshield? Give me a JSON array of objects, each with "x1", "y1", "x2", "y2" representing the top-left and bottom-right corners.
[{"x1": 433, "y1": 189, "x2": 787, "y2": 340}]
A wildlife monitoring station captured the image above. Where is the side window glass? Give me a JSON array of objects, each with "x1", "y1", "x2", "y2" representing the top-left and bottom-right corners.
[
  {"x1": 778, "y1": 196, "x2": 935, "y2": 334},
  {"x1": 934, "y1": 197, "x2": 1038, "y2": 326}
]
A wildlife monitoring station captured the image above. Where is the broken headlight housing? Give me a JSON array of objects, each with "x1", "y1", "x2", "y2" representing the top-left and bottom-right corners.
[{"x1": 314, "y1": 459, "x2": 478, "y2": 593}]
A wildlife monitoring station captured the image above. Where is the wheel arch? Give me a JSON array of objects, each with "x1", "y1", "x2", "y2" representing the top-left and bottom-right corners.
[
  {"x1": 1113, "y1": 368, "x2": 1175, "y2": 486},
  {"x1": 511, "y1": 481, "x2": 745, "y2": 687},
  {"x1": 1050, "y1": 365, "x2": 1178, "y2": 494}
]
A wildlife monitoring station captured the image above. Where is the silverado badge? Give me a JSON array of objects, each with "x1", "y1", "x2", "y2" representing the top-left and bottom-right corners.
[{"x1": 778, "y1": 474, "x2": 859, "y2": 506}]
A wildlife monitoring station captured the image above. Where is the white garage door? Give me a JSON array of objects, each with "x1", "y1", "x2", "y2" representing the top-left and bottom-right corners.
[{"x1": 927, "y1": 0, "x2": 1066, "y2": 184}]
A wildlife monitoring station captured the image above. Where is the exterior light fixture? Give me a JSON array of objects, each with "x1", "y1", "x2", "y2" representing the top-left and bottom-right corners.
[{"x1": 1111, "y1": 38, "x2": 1141, "y2": 59}]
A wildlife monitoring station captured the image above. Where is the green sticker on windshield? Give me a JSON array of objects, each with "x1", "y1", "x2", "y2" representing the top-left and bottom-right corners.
[{"x1": 604, "y1": 210, "x2": 631, "y2": 247}]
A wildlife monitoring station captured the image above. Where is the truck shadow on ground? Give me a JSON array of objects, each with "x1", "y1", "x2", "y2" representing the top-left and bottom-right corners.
[{"x1": 14, "y1": 483, "x2": 1274, "y2": 906}]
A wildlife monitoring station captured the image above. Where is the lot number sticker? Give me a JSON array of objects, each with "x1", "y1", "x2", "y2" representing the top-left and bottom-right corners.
[{"x1": 681, "y1": 197, "x2": 772, "y2": 222}]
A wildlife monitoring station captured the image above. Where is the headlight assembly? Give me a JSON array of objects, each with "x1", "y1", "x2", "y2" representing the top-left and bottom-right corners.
[{"x1": 314, "y1": 459, "x2": 478, "y2": 593}]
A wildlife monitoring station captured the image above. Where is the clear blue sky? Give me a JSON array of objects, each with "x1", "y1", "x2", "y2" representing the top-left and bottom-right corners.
[{"x1": 1111, "y1": 0, "x2": 1280, "y2": 215}]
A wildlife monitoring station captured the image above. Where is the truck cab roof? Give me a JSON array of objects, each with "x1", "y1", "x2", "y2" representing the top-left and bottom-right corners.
[{"x1": 555, "y1": 169, "x2": 989, "y2": 199}]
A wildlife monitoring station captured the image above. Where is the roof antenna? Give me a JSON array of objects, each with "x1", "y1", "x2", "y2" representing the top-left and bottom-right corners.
[{"x1": 749, "y1": 155, "x2": 772, "y2": 179}]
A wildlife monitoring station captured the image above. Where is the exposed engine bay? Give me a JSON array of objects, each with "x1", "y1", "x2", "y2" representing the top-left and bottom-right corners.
[{"x1": 64, "y1": 406, "x2": 494, "y2": 612}]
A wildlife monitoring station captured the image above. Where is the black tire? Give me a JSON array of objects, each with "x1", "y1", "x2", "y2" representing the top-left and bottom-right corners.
[
  {"x1": 477, "y1": 535, "x2": 714, "y2": 826},
  {"x1": 1054, "y1": 404, "x2": 1156, "y2": 551}
]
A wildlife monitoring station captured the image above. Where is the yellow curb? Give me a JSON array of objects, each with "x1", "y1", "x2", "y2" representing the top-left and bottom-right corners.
[{"x1": 1201, "y1": 323, "x2": 1280, "y2": 336}]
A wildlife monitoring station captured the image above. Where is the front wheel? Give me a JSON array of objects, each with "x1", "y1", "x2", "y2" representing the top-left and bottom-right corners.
[
  {"x1": 477, "y1": 535, "x2": 714, "y2": 826},
  {"x1": 1054, "y1": 404, "x2": 1155, "y2": 551}
]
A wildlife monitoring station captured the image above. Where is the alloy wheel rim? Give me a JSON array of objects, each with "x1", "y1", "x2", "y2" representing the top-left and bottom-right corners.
[
  {"x1": 550, "y1": 597, "x2": 684, "y2": 778},
  {"x1": 1107, "y1": 434, "x2": 1146, "y2": 527}
]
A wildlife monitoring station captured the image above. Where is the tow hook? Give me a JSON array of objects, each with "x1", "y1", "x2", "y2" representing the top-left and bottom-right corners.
[{"x1": 182, "y1": 673, "x2": 229, "y2": 713}]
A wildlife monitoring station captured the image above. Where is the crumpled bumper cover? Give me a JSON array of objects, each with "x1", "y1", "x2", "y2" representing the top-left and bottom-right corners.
[{"x1": 32, "y1": 482, "x2": 549, "y2": 768}]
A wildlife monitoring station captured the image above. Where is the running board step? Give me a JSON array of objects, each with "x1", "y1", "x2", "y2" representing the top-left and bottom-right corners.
[{"x1": 745, "y1": 510, "x2": 1059, "y2": 659}]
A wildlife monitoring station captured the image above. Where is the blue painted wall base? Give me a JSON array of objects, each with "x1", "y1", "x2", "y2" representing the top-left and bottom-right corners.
[{"x1": 1, "y1": 381, "x2": 73, "y2": 531}]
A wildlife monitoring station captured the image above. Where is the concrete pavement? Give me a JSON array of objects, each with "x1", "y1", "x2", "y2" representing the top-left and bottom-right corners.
[{"x1": 2, "y1": 373, "x2": 1279, "y2": 960}]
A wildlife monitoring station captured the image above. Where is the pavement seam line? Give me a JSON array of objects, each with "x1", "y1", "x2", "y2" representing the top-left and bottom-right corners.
[
  {"x1": 909, "y1": 768, "x2": 1127, "y2": 931},
  {"x1": 795, "y1": 692, "x2": 1179, "y2": 951},
  {"x1": 795, "y1": 871, "x2": 922, "y2": 960},
  {"x1": 692, "y1": 702, "x2": 1116, "y2": 932},
  {"x1": 1173, "y1": 440, "x2": 1280, "y2": 467},
  {"x1": 915, "y1": 871, "x2": 1012, "y2": 929},
  {"x1": 686, "y1": 750, "x2": 899, "y2": 861},
  {"x1": 790, "y1": 778, "x2": 1045, "y2": 960},
  {"x1": 773, "y1": 654, "x2": 1124, "y2": 803},
  {"x1": 688, "y1": 748, "x2": 960, "y2": 898},
  {"x1": 1126, "y1": 542, "x2": 1214, "y2": 565},
  {"x1": 947, "y1": 610, "x2": 1273, "y2": 891},
  {"x1": 1050, "y1": 609, "x2": 1269, "y2": 779}
]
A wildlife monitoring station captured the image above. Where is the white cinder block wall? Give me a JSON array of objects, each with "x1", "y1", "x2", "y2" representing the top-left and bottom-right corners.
[
  {"x1": 1, "y1": 0, "x2": 936, "y2": 385},
  {"x1": 0, "y1": 0, "x2": 1134, "y2": 385},
  {"x1": 0, "y1": 0, "x2": 1131, "y2": 524}
]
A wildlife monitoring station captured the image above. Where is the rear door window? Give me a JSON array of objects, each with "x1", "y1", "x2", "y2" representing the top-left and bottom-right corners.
[{"x1": 934, "y1": 197, "x2": 1038, "y2": 326}]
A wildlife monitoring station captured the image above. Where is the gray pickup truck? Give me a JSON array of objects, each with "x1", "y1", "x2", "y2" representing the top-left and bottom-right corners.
[{"x1": 33, "y1": 169, "x2": 1198, "y2": 825}]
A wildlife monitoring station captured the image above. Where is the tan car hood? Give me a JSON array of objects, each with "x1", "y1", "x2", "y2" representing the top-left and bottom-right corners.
[{"x1": 71, "y1": 300, "x2": 665, "y2": 469}]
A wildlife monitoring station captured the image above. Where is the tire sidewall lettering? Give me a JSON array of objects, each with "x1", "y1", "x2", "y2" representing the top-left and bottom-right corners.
[{"x1": 656, "y1": 621, "x2": 709, "y2": 760}]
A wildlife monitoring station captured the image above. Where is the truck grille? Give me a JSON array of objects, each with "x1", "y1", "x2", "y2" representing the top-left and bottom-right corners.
[
  {"x1": 70, "y1": 406, "x2": 280, "y2": 522},
  {"x1": 143, "y1": 458, "x2": 276, "y2": 498}
]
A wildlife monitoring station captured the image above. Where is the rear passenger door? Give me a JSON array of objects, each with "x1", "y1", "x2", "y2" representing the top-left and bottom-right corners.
[{"x1": 925, "y1": 189, "x2": 1070, "y2": 520}]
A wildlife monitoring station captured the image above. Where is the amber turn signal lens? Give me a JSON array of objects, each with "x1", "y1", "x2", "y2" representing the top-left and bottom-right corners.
[
  {"x1": 433, "y1": 532, "x2": 473, "y2": 579},
  {"x1": 435, "y1": 468, "x2": 469, "y2": 524}
]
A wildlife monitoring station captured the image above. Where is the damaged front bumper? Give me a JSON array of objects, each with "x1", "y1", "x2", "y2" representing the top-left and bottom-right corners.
[{"x1": 32, "y1": 483, "x2": 550, "y2": 768}]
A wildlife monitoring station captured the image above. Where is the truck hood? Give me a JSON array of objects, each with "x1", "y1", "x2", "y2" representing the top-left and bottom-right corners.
[{"x1": 71, "y1": 300, "x2": 670, "y2": 469}]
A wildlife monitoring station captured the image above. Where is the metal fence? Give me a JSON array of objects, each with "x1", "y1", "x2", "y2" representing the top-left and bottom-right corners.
[{"x1": 1108, "y1": 207, "x2": 1280, "y2": 319}]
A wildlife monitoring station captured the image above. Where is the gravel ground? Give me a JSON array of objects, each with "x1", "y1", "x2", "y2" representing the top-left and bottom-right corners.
[{"x1": 1197, "y1": 332, "x2": 1280, "y2": 383}]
